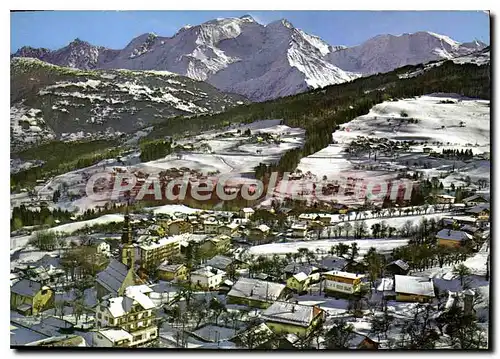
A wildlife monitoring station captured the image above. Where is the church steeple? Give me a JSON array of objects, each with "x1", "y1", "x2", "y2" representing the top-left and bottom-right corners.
[
  {"x1": 120, "y1": 204, "x2": 135, "y2": 268},
  {"x1": 121, "y1": 206, "x2": 132, "y2": 245}
]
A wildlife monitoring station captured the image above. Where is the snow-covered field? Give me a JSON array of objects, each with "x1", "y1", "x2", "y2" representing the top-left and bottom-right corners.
[
  {"x1": 248, "y1": 238, "x2": 408, "y2": 256},
  {"x1": 297, "y1": 94, "x2": 489, "y2": 179}
]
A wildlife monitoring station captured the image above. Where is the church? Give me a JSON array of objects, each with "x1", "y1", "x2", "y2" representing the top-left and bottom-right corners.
[{"x1": 95, "y1": 209, "x2": 142, "y2": 299}]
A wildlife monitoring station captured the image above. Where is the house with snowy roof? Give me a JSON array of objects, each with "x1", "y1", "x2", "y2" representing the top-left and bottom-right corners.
[
  {"x1": 436, "y1": 229, "x2": 473, "y2": 247},
  {"x1": 94, "y1": 285, "x2": 157, "y2": 348},
  {"x1": 190, "y1": 266, "x2": 226, "y2": 290},
  {"x1": 11, "y1": 279, "x2": 54, "y2": 315},
  {"x1": 290, "y1": 222, "x2": 308, "y2": 238},
  {"x1": 284, "y1": 263, "x2": 321, "y2": 282},
  {"x1": 227, "y1": 278, "x2": 287, "y2": 309},
  {"x1": 261, "y1": 302, "x2": 324, "y2": 337},
  {"x1": 286, "y1": 272, "x2": 310, "y2": 294},
  {"x1": 394, "y1": 275, "x2": 435, "y2": 303},
  {"x1": 205, "y1": 255, "x2": 238, "y2": 271},
  {"x1": 95, "y1": 259, "x2": 138, "y2": 299}
]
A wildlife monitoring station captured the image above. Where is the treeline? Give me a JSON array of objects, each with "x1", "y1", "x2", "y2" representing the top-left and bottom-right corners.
[
  {"x1": 11, "y1": 139, "x2": 123, "y2": 189},
  {"x1": 139, "y1": 138, "x2": 173, "y2": 162},
  {"x1": 11, "y1": 205, "x2": 74, "y2": 230},
  {"x1": 440, "y1": 148, "x2": 474, "y2": 160}
]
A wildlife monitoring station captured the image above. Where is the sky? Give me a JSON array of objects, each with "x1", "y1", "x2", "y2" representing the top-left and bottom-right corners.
[{"x1": 11, "y1": 10, "x2": 490, "y2": 52}]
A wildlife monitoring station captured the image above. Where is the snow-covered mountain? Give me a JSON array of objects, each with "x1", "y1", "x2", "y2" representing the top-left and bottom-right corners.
[
  {"x1": 326, "y1": 31, "x2": 487, "y2": 75},
  {"x1": 12, "y1": 17, "x2": 487, "y2": 101},
  {"x1": 12, "y1": 16, "x2": 359, "y2": 101}
]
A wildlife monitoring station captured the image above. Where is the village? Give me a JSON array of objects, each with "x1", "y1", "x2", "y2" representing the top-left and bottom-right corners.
[{"x1": 10, "y1": 188, "x2": 490, "y2": 348}]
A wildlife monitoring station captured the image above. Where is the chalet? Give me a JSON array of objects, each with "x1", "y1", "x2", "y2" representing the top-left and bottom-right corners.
[
  {"x1": 25, "y1": 265, "x2": 65, "y2": 286},
  {"x1": 463, "y1": 194, "x2": 489, "y2": 207},
  {"x1": 262, "y1": 302, "x2": 324, "y2": 337},
  {"x1": 323, "y1": 270, "x2": 365, "y2": 295},
  {"x1": 25, "y1": 335, "x2": 87, "y2": 347},
  {"x1": 138, "y1": 236, "x2": 182, "y2": 269},
  {"x1": 11, "y1": 279, "x2": 54, "y2": 315},
  {"x1": 197, "y1": 234, "x2": 231, "y2": 255},
  {"x1": 290, "y1": 222, "x2": 308, "y2": 238},
  {"x1": 157, "y1": 263, "x2": 188, "y2": 282},
  {"x1": 436, "y1": 229, "x2": 472, "y2": 247},
  {"x1": 394, "y1": 275, "x2": 435, "y2": 303},
  {"x1": 227, "y1": 278, "x2": 287, "y2": 309},
  {"x1": 208, "y1": 234, "x2": 231, "y2": 252}
]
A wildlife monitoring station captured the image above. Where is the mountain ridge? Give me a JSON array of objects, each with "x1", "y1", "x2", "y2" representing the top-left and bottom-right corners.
[{"x1": 12, "y1": 17, "x2": 487, "y2": 101}]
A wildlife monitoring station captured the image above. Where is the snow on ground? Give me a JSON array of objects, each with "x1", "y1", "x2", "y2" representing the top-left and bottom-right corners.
[
  {"x1": 148, "y1": 204, "x2": 201, "y2": 216},
  {"x1": 248, "y1": 238, "x2": 408, "y2": 256},
  {"x1": 46, "y1": 214, "x2": 124, "y2": 235},
  {"x1": 297, "y1": 94, "x2": 489, "y2": 179},
  {"x1": 279, "y1": 94, "x2": 490, "y2": 204},
  {"x1": 342, "y1": 212, "x2": 453, "y2": 231},
  {"x1": 10, "y1": 214, "x2": 124, "y2": 251}
]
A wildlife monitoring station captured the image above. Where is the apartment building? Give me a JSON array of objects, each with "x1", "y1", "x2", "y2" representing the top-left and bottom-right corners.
[
  {"x1": 94, "y1": 285, "x2": 157, "y2": 348},
  {"x1": 138, "y1": 236, "x2": 182, "y2": 269}
]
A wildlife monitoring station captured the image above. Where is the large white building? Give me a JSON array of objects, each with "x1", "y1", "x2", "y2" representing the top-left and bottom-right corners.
[
  {"x1": 190, "y1": 266, "x2": 226, "y2": 290},
  {"x1": 93, "y1": 285, "x2": 158, "y2": 348}
]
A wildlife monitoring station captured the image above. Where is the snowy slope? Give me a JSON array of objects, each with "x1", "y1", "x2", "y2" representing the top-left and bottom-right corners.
[
  {"x1": 276, "y1": 94, "x2": 490, "y2": 205},
  {"x1": 327, "y1": 31, "x2": 487, "y2": 75}
]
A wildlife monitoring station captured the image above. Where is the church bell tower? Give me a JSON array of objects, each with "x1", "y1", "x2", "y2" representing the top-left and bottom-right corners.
[{"x1": 120, "y1": 206, "x2": 135, "y2": 268}]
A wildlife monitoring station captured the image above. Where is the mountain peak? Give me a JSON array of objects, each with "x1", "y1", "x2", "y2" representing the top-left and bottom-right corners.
[
  {"x1": 239, "y1": 14, "x2": 255, "y2": 22},
  {"x1": 69, "y1": 38, "x2": 91, "y2": 47},
  {"x1": 267, "y1": 18, "x2": 294, "y2": 29}
]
